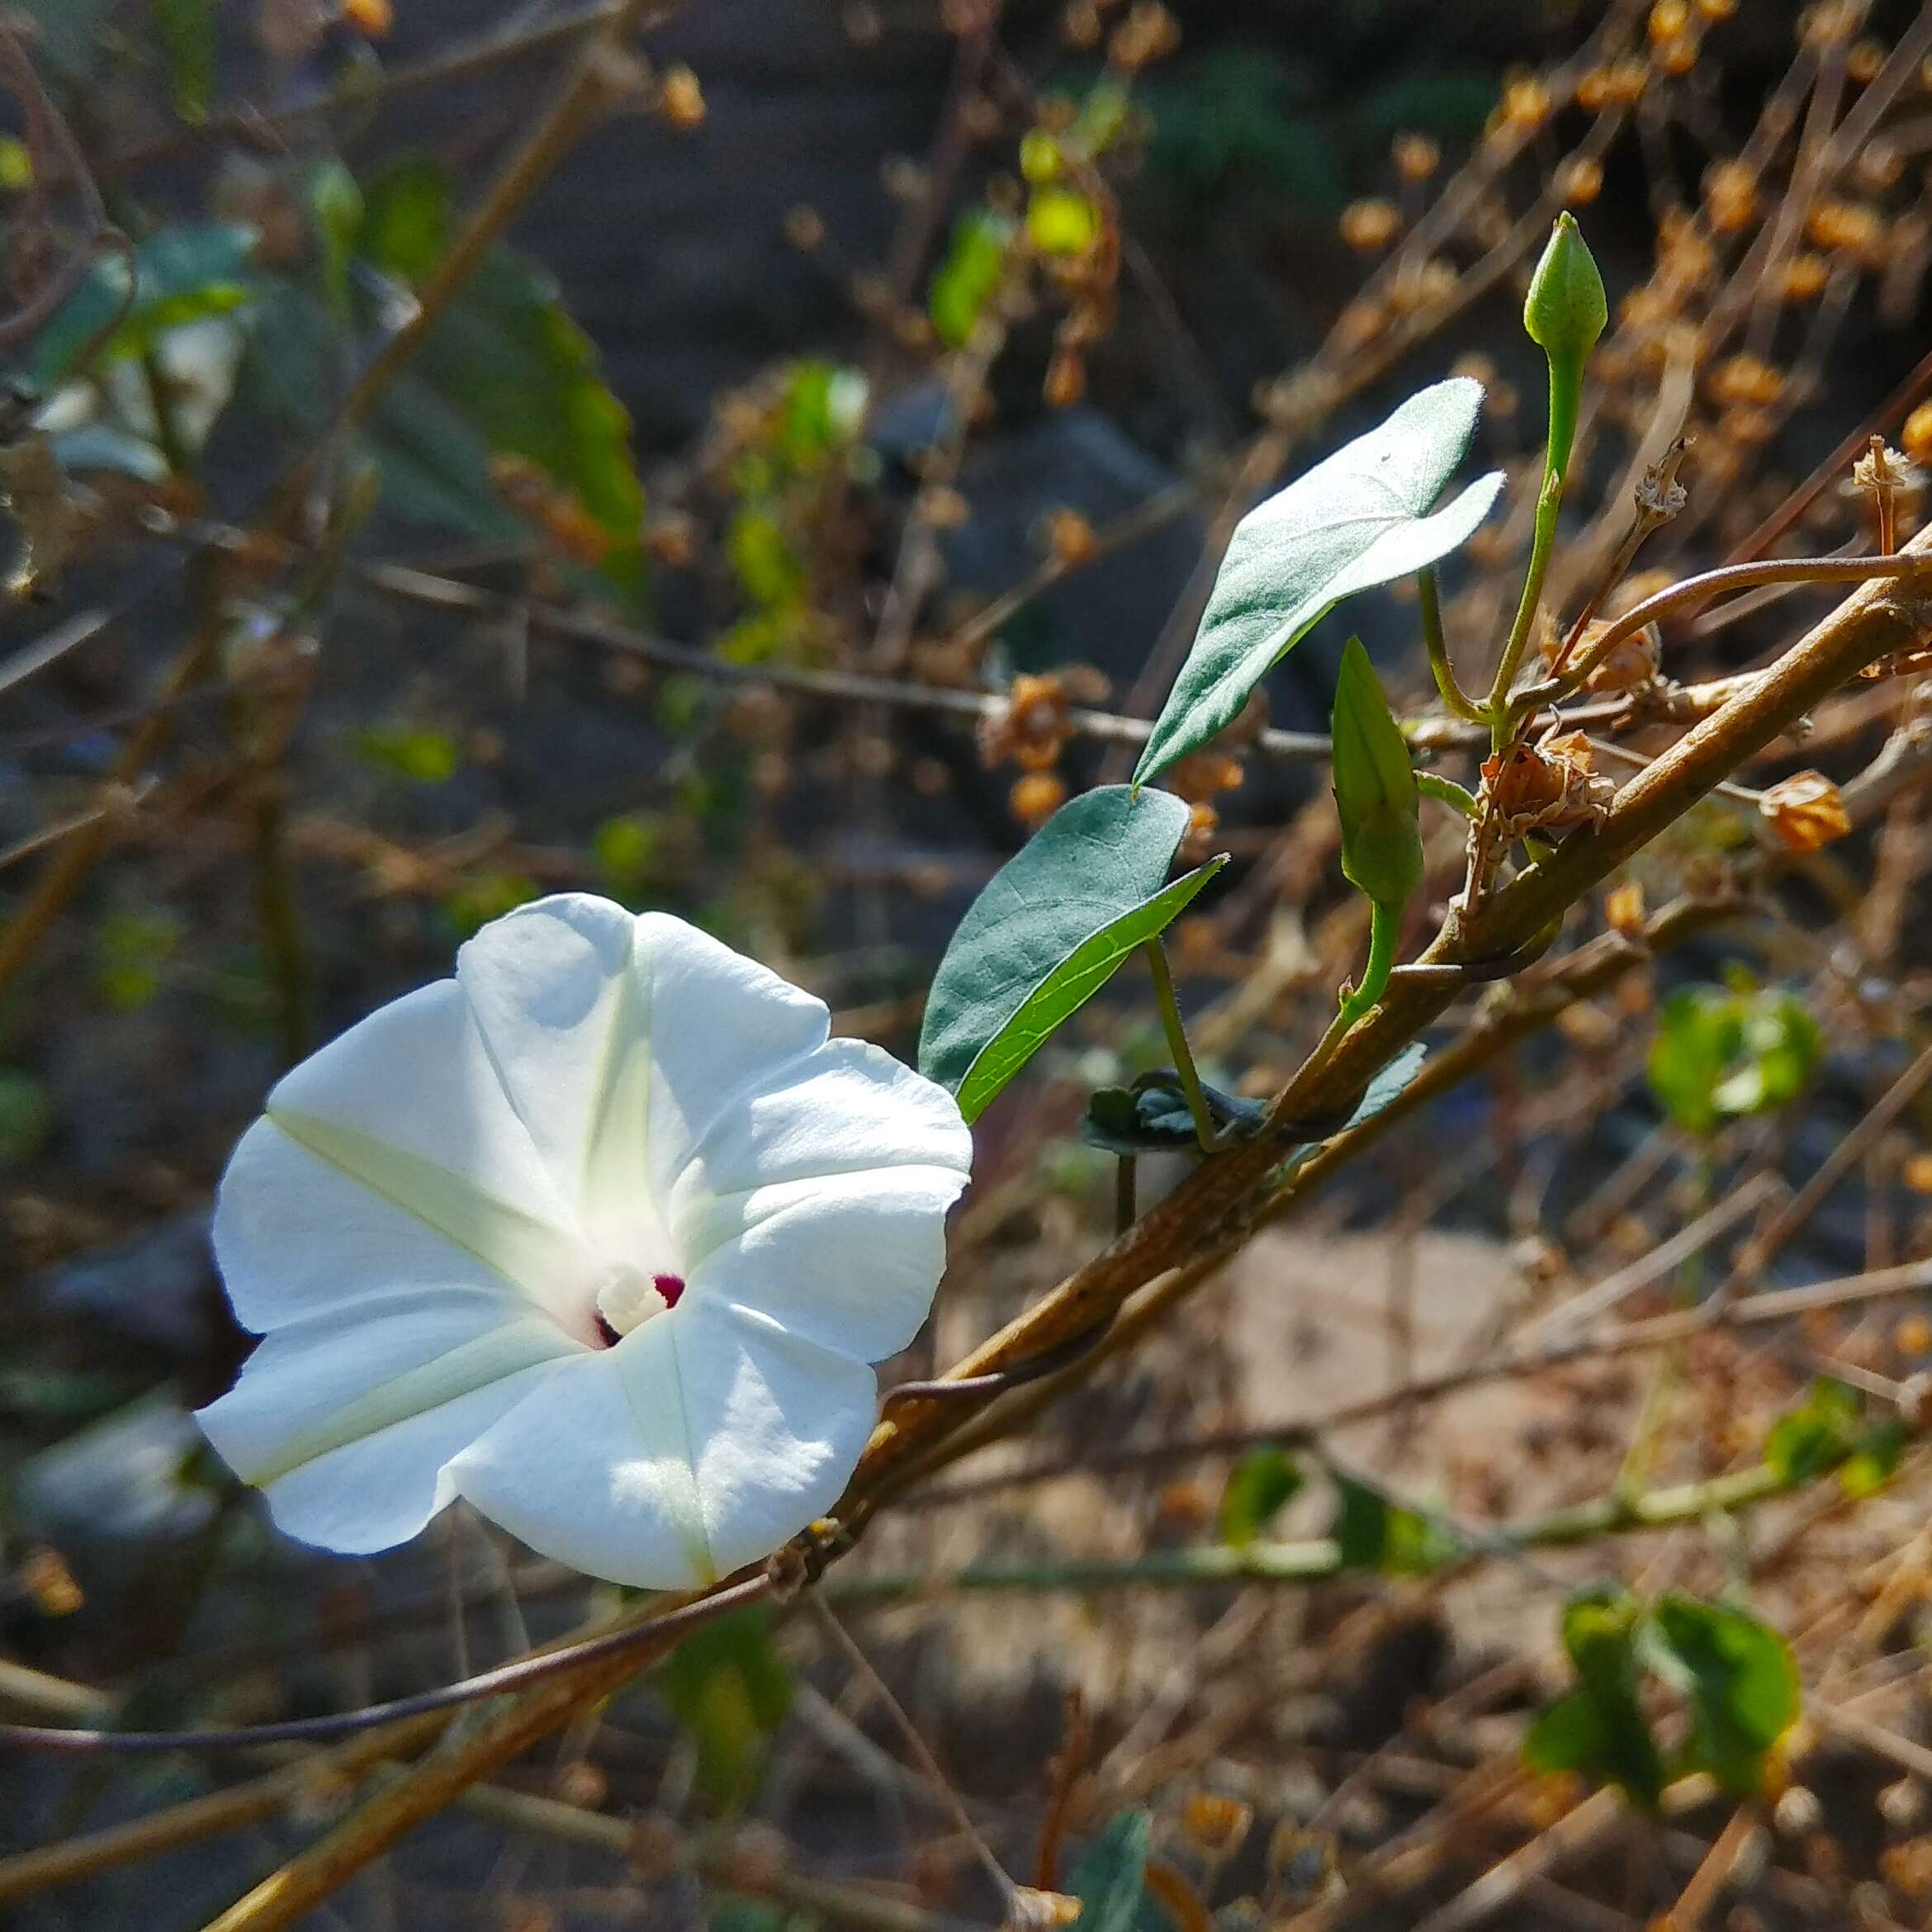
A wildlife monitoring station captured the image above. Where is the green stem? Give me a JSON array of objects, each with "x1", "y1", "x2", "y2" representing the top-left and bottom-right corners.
[
  {"x1": 1144, "y1": 938, "x2": 1220, "y2": 1153},
  {"x1": 1488, "y1": 358, "x2": 1581, "y2": 745},
  {"x1": 1420, "y1": 566, "x2": 1486, "y2": 724},
  {"x1": 1338, "y1": 898, "x2": 1400, "y2": 1029},
  {"x1": 1416, "y1": 771, "x2": 1479, "y2": 819},
  {"x1": 830, "y1": 1456, "x2": 1817, "y2": 1604}
]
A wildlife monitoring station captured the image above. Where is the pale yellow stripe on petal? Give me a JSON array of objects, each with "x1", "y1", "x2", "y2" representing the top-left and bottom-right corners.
[
  {"x1": 268, "y1": 1102, "x2": 571, "y2": 1300},
  {"x1": 248, "y1": 1321, "x2": 578, "y2": 1486}
]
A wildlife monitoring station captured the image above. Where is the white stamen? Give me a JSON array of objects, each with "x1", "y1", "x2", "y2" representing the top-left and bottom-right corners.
[{"x1": 594, "y1": 1263, "x2": 671, "y2": 1338}]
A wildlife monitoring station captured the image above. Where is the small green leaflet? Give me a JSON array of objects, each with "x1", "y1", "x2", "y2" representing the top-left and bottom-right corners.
[
  {"x1": 152, "y1": 0, "x2": 215, "y2": 124},
  {"x1": 1081, "y1": 1074, "x2": 1264, "y2": 1155},
  {"x1": 919, "y1": 786, "x2": 1224, "y2": 1124},
  {"x1": 928, "y1": 207, "x2": 1015, "y2": 348},
  {"x1": 32, "y1": 225, "x2": 258, "y2": 387},
  {"x1": 1650, "y1": 1593, "x2": 1800, "y2": 1797},
  {"x1": 1219, "y1": 1446, "x2": 1303, "y2": 1548},
  {"x1": 1523, "y1": 1586, "x2": 1801, "y2": 1807},
  {"x1": 660, "y1": 1606, "x2": 793, "y2": 1811},
  {"x1": 1134, "y1": 378, "x2": 1503, "y2": 788},
  {"x1": 1764, "y1": 1378, "x2": 1906, "y2": 1498},
  {"x1": 1331, "y1": 1470, "x2": 1461, "y2": 1576},
  {"x1": 1064, "y1": 1811, "x2": 1164, "y2": 1932},
  {"x1": 1646, "y1": 982, "x2": 1821, "y2": 1136},
  {"x1": 1524, "y1": 1587, "x2": 1665, "y2": 1807}
]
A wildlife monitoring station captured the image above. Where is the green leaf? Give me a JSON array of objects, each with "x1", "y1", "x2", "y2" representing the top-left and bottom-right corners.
[
  {"x1": 0, "y1": 1067, "x2": 52, "y2": 1169},
  {"x1": 1712, "y1": 992, "x2": 1820, "y2": 1117},
  {"x1": 307, "y1": 160, "x2": 364, "y2": 314},
  {"x1": 32, "y1": 225, "x2": 258, "y2": 386},
  {"x1": 778, "y1": 359, "x2": 865, "y2": 464},
  {"x1": 727, "y1": 508, "x2": 806, "y2": 609},
  {"x1": 1065, "y1": 1811, "x2": 1158, "y2": 1932},
  {"x1": 1219, "y1": 1447, "x2": 1303, "y2": 1548},
  {"x1": 1650, "y1": 1594, "x2": 1799, "y2": 1796},
  {"x1": 151, "y1": 0, "x2": 215, "y2": 124},
  {"x1": 1840, "y1": 1418, "x2": 1907, "y2": 1499},
  {"x1": 661, "y1": 1606, "x2": 793, "y2": 1812},
  {"x1": 919, "y1": 786, "x2": 1225, "y2": 1123},
  {"x1": 1079, "y1": 1074, "x2": 1265, "y2": 1155},
  {"x1": 1647, "y1": 983, "x2": 1820, "y2": 1136},
  {"x1": 1134, "y1": 379, "x2": 1502, "y2": 788},
  {"x1": 358, "y1": 155, "x2": 452, "y2": 285},
  {"x1": 929, "y1": 207, "x2": 1014, "y2": 348},
  {"x1": 1346, "y1": 1040, "x2": 1429, "y2": 1129},
  {"x1": 1523, "y1": 1586, "x2": 1665, "y2": 1807},
  {"x1": 1027, "y1": 187, "x2": 1101, "y2": 256},
  {"x1": 354, "y1": 725, "x2": 462, "y2": 784},
  {"x1": 346, "y1": 160, "x2": 645, "y2": 574},
  {"x1": 1764, "y1": 1377, "x2": 1863, "y2": 1484},
  {"x1": 1331, "y1": 1470, "x2": 1460, "y2": 1576},
  {"x1": 1330, "y1": 636, "x2": 1423, "y2": 908},
  {"x1": 1764, "y1": 1378, "x2": 1905, "y2": 1497}
]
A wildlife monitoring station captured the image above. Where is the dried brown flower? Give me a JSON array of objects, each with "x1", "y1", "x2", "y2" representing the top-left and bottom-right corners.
[
  {"x1": 1481, "y1": 730, "x2": 1615, "y2": 839},
  {"x1": 1339, "y1": 198, "x2": 1400, "y2": 251},
  {"x1": 1758, "y1": 770, "x2": 1850, "y2": 851},
  {"x1": 1010, "y1": 770, "x2": 1068, "y2": 826}
]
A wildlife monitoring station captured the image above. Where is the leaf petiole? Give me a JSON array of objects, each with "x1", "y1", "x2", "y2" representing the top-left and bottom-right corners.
[
  {"x1": 1337, "y1": 899, "x2": 1400, "y2": 1030},
  {"x1": 1143, "y1": 937, "x2": 1222, "y2": 1153}
]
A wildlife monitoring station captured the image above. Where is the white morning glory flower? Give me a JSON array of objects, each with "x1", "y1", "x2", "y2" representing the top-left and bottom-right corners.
[{"x1": 196, "y1": 894, "x2": 973, "y2": 1588}]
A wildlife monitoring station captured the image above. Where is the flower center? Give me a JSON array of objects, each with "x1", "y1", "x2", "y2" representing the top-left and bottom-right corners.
[{"x1": 592, "y1": 1262, "x2": 685, "y2": 1342}]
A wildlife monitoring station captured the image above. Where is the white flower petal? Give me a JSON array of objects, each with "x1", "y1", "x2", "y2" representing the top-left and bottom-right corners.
[
  {"x1": 214, "y1": 1118, "x2": 578, "y2": 1335},
  {"x1": 665, "y1": 1037, "x2": 973, "y2": 1230},
  {"x1": 450, "y1": 1300, "x2": 875, "y2": 1587},
  {"x1": 256, "y1": 979, "x2": 585, "y2": 1310},
  {"x1": 197, "y1": 1288, "x2": 577, "y2": 1554},
  {"x1": 455, "y1": 895, "x2": 646, "y2": 1217},
  {"x1": 626, "y1": 912, "x2": 831, "y2": 1214},
  {"x1": 683, "y1": 1164, "x2": 968, "y2": 1360}
]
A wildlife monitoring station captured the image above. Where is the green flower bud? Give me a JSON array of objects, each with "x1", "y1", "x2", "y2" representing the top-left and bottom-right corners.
[
  {"x1": 1330, "y1": 637, "x2": 1423, "y2": 908},
  {"x1": 1523, "y1": 212, "x2": 1608, "y2": 366}
]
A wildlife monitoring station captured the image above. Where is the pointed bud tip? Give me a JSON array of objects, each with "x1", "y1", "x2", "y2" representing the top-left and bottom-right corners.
[{"x1": 1524, "y1": 212, "x2": 1608, "y2": 364}]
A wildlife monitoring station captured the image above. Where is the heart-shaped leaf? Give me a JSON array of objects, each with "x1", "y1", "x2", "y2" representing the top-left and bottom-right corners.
[
  {"x1": 1134, "y1": 378, "x2": 1503, "y2": 788},
  {"x1": 920, "y1": 786, "x2": 1224, "y2": 1123},
  {"x1": 1650, "y1": 1594, "x2": 1799, "y2": 1797},
  {"x1": 1080, "y1": 1073, "x2": 1266, "y2": 1155}
]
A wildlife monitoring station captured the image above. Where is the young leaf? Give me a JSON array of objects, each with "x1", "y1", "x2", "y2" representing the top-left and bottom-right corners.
[
  {"x1": 660, "y1": 1606, "x2": 793, "y2": 1811},
  {"x1": 1134, "y1": 379, "x2": 1503, "y2": 788},
  {"x1": 151, "y1": 0, "x2": 215, "y2": 125},
  {"x1": 1650, "y1": 1594, "x2": 1799, "y2": 1796},
  {"x1": 32, "y1": 225, "x2": 258, "y2": 386},
  {"x1": 1647, "y1": 983, "x2": 1820, "y2": 1136},
  {"x1": 1331, "y1": 1470, "x2": 1460, "y2": 1576},
  {"x1": 1765, "y1": 1378, "x2": 1905, "y2": 1497},
  {"x1": 919, "y1": 786, "x2": 1226, "y2": 1123},
  {"x1": 1065, "y1": 1811, "x2": 1161, "y2": 1932},
  {"x1": 1330, "y1": 637, "x2": 1423, "y2": 908},
  {"x1": 1219, "y1": 1446, "x2": 1303, "y2": 1548},
  {"x1": 929, "y1": 207, "x2": 1016, "y2": 348},
  {"x1": 1523, "y1": 1586, "x2": 1666, "y2": 1808},
  {"x1": 1344, "y1": 1040, "x2": 1429, "y2": 1130},
  {"x1": 1079, "y1": 1075, "x2": 1265, "y2": 1155}
]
